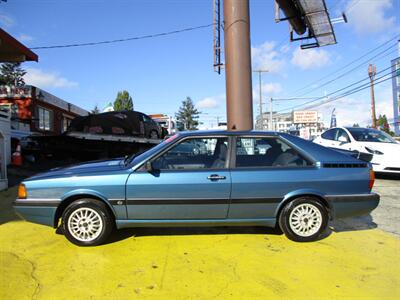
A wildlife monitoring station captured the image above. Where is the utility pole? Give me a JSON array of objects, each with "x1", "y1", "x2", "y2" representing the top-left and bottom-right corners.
[
  {"x1": 253, "y1": 70, "x2": 268, "y2": 130},
  {"x1": 224, "y1": 0, "x2": 253, "y2": 131},
  {"x1": 269, "y1": 97, "x2": 273, "y2": 131},
  {"x1": 368, "y1": 64, "x2": 377, "y2": 129}
]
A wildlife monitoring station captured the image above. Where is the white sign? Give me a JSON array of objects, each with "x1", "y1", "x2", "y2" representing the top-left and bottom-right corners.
[{"x1": 293, "y1": 111, "x2": 318, "y2": 124}]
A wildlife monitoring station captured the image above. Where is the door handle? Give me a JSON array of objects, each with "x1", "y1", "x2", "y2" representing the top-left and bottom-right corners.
[{"x1": 207, "y1": 174, "x2": 226, "y2": 181}]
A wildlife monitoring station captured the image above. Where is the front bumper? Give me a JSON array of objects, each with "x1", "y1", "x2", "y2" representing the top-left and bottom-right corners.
[
  {"x1": 13, "y1": 199, "x2": 60, "y2": 227},
  {"x1": 326, "y1": 193, "x2": 380, "y2": 219},
  {"x1": 371, "y1": 160, "x2": 400, "y2": 174},
  {"x1": 374, "y1": 166, "x2": 400, "y2": 174}
]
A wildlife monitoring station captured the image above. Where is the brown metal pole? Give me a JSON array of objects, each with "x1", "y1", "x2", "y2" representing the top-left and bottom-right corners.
[
  {"x1": 368, "y1": 64, "x2": 377, "y2": 129},
  {"x1": 224, "y1": 0, "x2": 253, "y2": 131}
]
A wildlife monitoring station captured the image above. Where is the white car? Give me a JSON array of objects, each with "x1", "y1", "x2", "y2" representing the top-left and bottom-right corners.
[{"x1": 314, "y1": 127, "x2": 400, "y2": 174}]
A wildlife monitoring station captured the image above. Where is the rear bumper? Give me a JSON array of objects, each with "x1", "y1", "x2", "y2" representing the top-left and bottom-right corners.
[{"x1": 326, "y1": 193, "x2": 380, "y2": 219}]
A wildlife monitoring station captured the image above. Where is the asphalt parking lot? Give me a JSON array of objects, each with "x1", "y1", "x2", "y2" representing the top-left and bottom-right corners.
[{"x1": 1, "y1": 176, "x2": 399, "y2": 299}]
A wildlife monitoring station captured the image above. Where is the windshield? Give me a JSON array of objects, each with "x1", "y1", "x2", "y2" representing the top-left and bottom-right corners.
[
  {"x1": 347, "y1": 128, "x2": 396, "y2": 143},
  {"x1": 129, "y1": 134, "x2": 180, "y2": 166}
]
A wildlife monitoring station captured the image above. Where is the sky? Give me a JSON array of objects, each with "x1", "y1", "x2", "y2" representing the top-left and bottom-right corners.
[{"x1": 1, "y1": 0, "x2": 399, "y2": 129}]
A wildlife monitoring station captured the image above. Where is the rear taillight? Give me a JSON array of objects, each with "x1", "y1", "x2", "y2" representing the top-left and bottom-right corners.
[{"x1": 368, "y1": 169, "x2": 375, "y2": 190}]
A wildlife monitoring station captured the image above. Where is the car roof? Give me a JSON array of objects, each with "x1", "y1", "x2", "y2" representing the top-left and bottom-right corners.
[
  {"x1": 177, "y1": 130, "x2": 278, "y2": 137},
  {"x1": 344, "y1": 127, "x2": 376, "y2": 130}
]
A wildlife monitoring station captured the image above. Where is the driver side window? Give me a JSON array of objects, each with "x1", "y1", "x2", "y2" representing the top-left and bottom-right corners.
[{"x1": 152, "y1": 137, "x2": 228, "y2": 170}]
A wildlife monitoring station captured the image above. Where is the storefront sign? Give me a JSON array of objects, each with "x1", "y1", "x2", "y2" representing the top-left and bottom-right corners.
[{"x1": 293, "y1": 111, "x2": 318, "y2": 124}]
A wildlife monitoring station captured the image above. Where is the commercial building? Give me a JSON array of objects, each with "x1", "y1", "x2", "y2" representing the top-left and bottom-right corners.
[
  {"x1": 0, "y1": 28, "x2": 38, "y2": 190},
  {"x1": 391, "y1": 57, "x2": 400, "y2": 135},
  {"x1": 255, "y1": 111, "x2": 325, "y2": 139},
  {"x1": 0, "y1": 85, "x2": 88, "y2": 137}
]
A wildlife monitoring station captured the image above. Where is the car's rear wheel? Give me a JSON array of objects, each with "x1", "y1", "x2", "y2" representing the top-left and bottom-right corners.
[
  {"x1": 62, "y1": 199, "x2": 113, "y2": 246},
  {"x1": 279, "y1": 197, "x2": 328, "y2": 242}
]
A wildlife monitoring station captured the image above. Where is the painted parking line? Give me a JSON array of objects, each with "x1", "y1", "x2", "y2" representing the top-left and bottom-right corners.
[{"x1": 0, "y1": 221, "x2": 399, "y2": 300}]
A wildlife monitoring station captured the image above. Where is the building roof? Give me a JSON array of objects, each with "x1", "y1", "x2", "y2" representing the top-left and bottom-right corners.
[
  {"x1": 0, "y1": 28, "x2": 38, "y2": 62},
  {"x1": 0, "y1": 85, "x2": 88, "y2": 116},
  {"x1": 35, "y1": 87, "x2": 88, "y2": 116}
]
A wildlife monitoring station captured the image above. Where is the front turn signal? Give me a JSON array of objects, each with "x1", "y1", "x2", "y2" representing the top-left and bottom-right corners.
[
  {"x1": 368, "y1": 169, "x2": 375, "y2": 190},
  {"x1": 18, "y1": 183, "x2": 27, "y2": 199}
]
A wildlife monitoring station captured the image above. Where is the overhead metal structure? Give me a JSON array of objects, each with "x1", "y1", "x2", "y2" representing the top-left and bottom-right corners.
[
  {"x1": 213, "y1": 0, "x2": 223, "y2": 74},
  {"x1": 275, "y1": 0, "x2": 337, "y2": 49},
  {"x1": 215, "y1": 0, "x2": 339, "y2": 132}
]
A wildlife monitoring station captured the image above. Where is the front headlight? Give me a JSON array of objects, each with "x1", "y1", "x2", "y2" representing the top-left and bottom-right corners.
[
  {"x1": 18, "y1": 183, "x2": 27, "y2": 199},
  {"x1": 365, "y1": 147, "x2": 384, "y2": 155}
]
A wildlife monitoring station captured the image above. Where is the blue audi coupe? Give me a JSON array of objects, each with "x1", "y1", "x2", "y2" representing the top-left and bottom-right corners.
[{"x1": 14, "y1": 131, "x2": 379, "y2": 246}]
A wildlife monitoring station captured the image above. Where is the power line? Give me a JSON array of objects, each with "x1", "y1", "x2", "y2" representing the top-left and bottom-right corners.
[
  {"x1": 283, "y1": 69, "x2": 396, "y2": 111},
  {"x1": 282, "y1": 65, "x2": 395, "y2": 111},
  {"x1": 345, "y1": 0, "x2": 361, "y2": 13},
  {"x1": 285, "y1": 33, "x2": 400, "y2": 96},
  {"x1": 272, "y1": 96, "x2": 325, "y2": 101},
  {"x1": 309, "y1": 74, "x2": 395, "y2": 109},
  {"x1": 30, "y1": 23, "x2": 214, "y2": 50},
  {"x1": 276, "y1": 74, "x2": 395, "y2": 116},
  {"x1": 278, "y1": 64, "x2": 397, "y2": 112},
  {"x1": 294, "y1": 42, "x2": 398, "y2": 98}
]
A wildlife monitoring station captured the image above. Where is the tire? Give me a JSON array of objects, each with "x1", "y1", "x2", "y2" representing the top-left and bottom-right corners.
[
  {"x1": 62, "y1": 199, "x2": 114, "y2": 246},
  {"x1": 278, "y1": 197, "x2": 328, "y2": 242},
  {"x1": 149, "y1": 130, "x2": 159, "y2": 139}
]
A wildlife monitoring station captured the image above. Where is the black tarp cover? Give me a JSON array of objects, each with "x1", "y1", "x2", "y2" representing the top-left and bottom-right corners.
[{"x1": 68, "y1": 111, "x2": 144, "y2": 136}]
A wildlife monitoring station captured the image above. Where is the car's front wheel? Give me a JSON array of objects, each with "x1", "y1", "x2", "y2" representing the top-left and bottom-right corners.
[
  {"x1": 62, "y1": 199, "x2": 114, "y2": 246},
  {"x1": 279, "y1": 197, "x2": 328, "y2": 242}
]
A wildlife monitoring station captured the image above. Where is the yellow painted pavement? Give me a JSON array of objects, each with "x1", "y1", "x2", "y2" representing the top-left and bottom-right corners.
[{"x1": 0, "y1": 220, "x2": 399, "y2": 300}]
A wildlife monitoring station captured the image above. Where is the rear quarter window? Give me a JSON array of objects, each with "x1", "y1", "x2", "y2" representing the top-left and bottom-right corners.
[{"x1": 235, "y1": 137, "x2": 313, "y2": 168}]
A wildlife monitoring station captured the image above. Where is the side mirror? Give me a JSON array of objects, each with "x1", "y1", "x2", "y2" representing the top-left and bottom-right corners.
[{"x1": 144, "y1": 161, "x2": 153, "y2": 172}]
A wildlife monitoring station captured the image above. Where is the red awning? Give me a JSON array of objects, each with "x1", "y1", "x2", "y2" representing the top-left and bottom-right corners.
[{"x1": 0, "y1": 28, "x2": 38, "y2": 62}]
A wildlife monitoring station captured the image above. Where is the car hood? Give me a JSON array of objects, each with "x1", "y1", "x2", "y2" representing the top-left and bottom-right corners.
[{"x1": 26, "y1": 158, "x2": 127, "y2": 181}]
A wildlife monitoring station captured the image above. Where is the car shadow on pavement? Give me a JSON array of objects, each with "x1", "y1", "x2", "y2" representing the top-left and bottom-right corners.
[
  {"x1": 104, "y1": 226, "x2": 283, "y2": 245},
  {"x1": 329, "y1": 214, "x2": 377, "y2": 233},
  {"x1": 67, "y1": 215, "x2": 379, "y2": 245}
]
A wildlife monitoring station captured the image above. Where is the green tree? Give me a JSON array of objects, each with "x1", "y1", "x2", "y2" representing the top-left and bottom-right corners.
[
  {"x1": 175, "y1": 97, "x2": 200, "y2": 130},
  {"x1": 377, "y1": 114, "x2": 390, "y2": 134},
  {"x1": 0, "y1": 62, "x2": 26, "y2": 86},
  {"x1": 113, "y1": 90, "x2": 134, "y2": 111},
  {"x1": 91, "y1": 105, "x2": 100, "y2": 114},
  {"x1": 352, "y1": 123, "x2": 360, "y2": 127}
]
